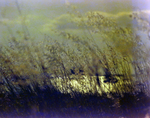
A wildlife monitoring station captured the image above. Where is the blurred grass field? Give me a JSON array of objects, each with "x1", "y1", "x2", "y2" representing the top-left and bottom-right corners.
[{"x1": 0, "y1": 4, "x2": 150, "y2": 118}]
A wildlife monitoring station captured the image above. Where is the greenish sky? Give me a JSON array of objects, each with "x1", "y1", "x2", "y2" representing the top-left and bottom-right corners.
[{"x1": 0, "y1": 0, "x2": 150, "y2": 47}]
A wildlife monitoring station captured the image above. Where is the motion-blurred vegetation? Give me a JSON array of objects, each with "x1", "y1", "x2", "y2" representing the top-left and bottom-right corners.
[{"x1": 0, "y1": 3, "x2": 150, "y2": 118}]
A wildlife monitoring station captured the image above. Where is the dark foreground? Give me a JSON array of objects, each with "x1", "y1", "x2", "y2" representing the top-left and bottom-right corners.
[{"x1": 0, "y1": 85, "x2": 150, "y2": 118}]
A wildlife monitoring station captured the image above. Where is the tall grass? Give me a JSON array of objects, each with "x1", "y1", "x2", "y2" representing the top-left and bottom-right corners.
[{"x1": 0, "y1": 4, "x2": 150, "y2": 118}]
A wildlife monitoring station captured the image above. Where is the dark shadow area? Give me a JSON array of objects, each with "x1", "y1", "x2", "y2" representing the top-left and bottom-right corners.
[{"x1": 0, "y1": 83, "x2": 150, "y2": 118}]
